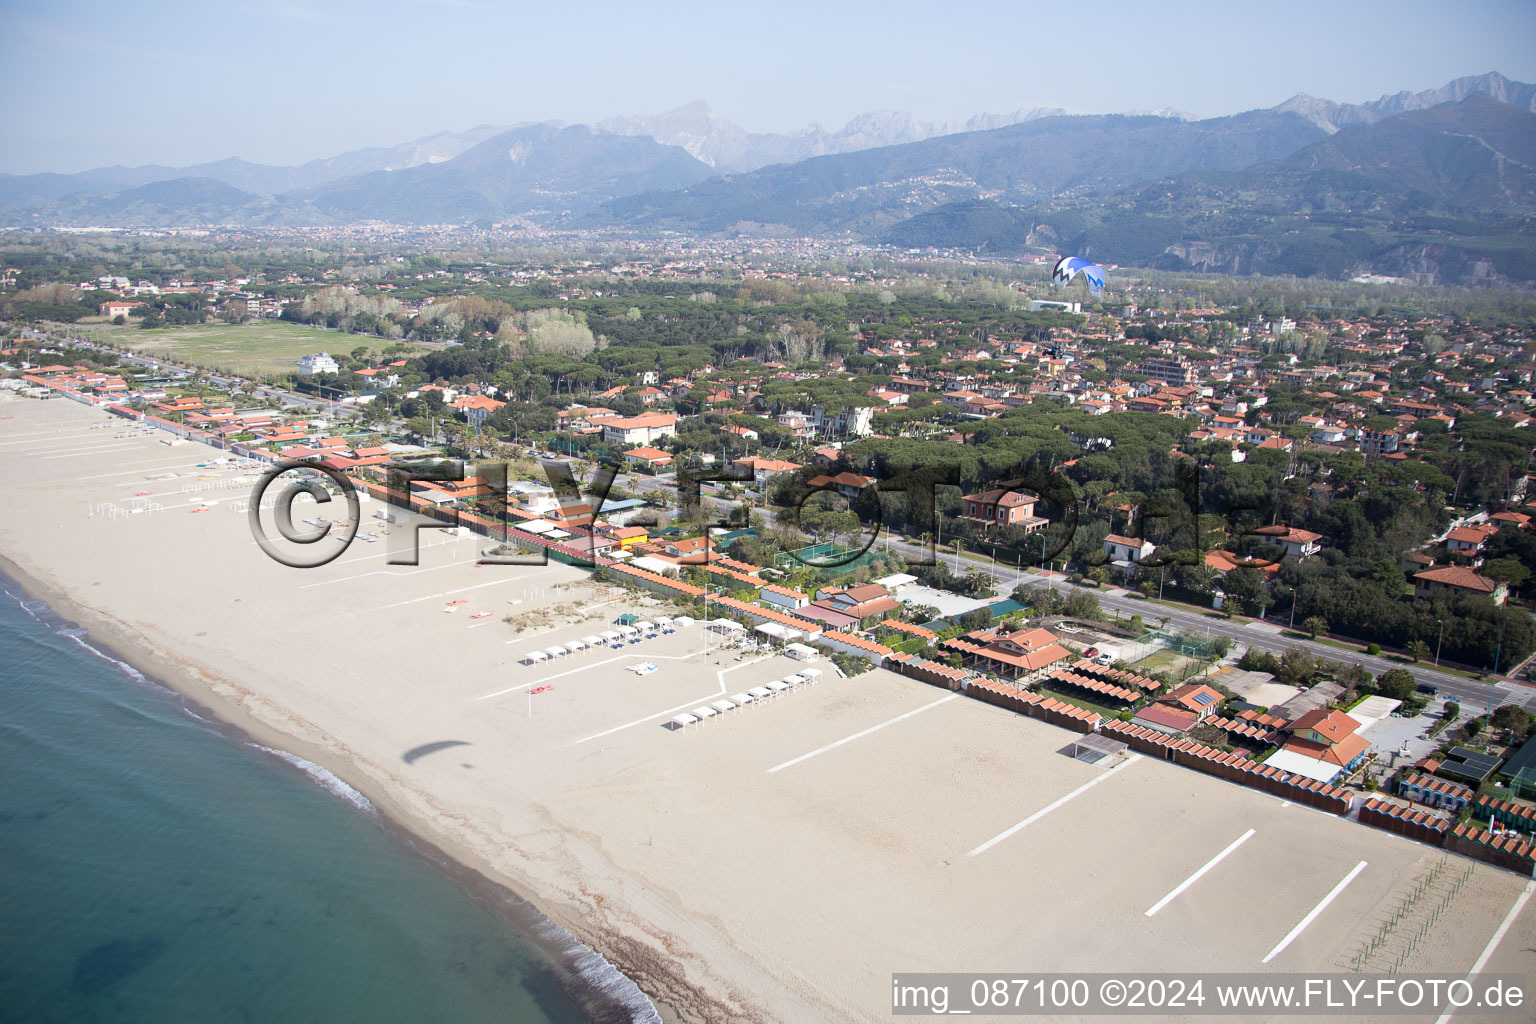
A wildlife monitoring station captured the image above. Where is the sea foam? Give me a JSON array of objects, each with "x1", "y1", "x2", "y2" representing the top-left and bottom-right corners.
[{"x1": 251, "y1": 745, "x2": 376, "y2": 814}]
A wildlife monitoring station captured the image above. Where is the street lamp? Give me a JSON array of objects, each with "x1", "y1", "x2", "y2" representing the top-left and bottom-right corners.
[
  {"x1": 1435, "y1": 619, "x2": 1444, "y2": 667},
  {"x1": 1039, "y1": 530, "x2": 1049, "y2": 591}
]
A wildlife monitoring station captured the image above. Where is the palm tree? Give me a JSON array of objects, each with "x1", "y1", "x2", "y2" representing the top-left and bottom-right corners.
[
  {"x1": 1405, "y1": 639, "x2": 1432, "y2": 663},
  {"x1": 962, "y1": 567, "x2": 994, "y2": 596}
]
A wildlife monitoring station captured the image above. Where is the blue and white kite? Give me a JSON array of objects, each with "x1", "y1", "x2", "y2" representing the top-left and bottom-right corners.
[{"x1": 1051, "y1": 256, "x2": 1106, "y2": 297}]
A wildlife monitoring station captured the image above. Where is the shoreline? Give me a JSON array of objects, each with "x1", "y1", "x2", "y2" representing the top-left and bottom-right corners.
[{"x1": 0, "y1": 549, "x2": 676, "y2": 1024}]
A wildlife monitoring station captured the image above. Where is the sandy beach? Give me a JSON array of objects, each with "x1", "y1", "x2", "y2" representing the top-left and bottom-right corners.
[{"x1": 4, "y1": 395, "x2": 1533, "y2": 1023}]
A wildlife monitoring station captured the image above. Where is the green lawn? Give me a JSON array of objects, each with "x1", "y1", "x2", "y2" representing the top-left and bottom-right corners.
[
  {"x1": 1130, "y1": 649, "x2": 1180, "y2": 673},
  {"x1": 1036, "y1": 685, "x2": 1131, "y2": 719},
  {"x1": 70, "y1": 319, "x2": 394, "y2": 377}
]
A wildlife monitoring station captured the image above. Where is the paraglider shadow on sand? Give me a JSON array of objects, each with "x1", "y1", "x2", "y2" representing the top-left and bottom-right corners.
[{"x1": 401, "y1": 740, "x2": 472, "y2": 764}]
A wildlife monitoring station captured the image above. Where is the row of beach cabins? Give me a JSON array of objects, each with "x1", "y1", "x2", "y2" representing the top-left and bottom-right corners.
[
  {"x1": 670, "y1": 669, "x2": 826, "y2": 730},
  {"x1": 519, "y1": 615, "x2": 695, "y2": 665}
]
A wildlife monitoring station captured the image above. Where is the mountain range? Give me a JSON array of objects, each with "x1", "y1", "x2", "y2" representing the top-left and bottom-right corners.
[
  {"x1": 2, "y1": 73, "x2": 1533, "y2": 286},
  {"x1": 1274, "y1": 70, "x2": 1536, "y2": 133},
  {"x1": 884, "y1": 94, "x2": 1536, "y2": 285},
  {"x1": 0, "y1": 102, "x2": 1068, "y2": 208},
  {"x1": 596, "y1": 100, "x2": 1068, "y2": 172}
]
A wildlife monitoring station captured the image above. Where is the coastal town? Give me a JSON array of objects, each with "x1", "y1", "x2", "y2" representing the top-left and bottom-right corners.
[{"x1": 5, "y1": 241, "x2": 1536, "y2": 1019}]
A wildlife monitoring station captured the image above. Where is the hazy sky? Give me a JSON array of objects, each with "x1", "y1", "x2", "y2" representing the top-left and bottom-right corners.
[{"x1": 3, "y1": 0, "x2": 1534, "y2": 174}]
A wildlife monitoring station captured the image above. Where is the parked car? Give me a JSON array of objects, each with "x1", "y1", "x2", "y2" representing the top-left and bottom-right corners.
[
  {"x1": 1094, "y1": 653, "x2": 1115, "y2": 666},
  {"x1": 1084, "y1": 647, "x2": 1099, "y2": 659}
]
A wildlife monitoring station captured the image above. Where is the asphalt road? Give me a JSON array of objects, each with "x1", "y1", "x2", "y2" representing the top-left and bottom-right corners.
[{"x1": 882, "y1": 534, "x2": 1536, "y2": 714}]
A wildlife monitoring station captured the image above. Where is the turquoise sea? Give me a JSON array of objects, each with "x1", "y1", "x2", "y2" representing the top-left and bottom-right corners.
[{"x1": 0, "y1": 575, "x2": 659, "y2": 1023}]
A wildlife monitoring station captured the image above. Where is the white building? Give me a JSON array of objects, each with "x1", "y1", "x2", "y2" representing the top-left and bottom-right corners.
[
  {"x1": 811, "y1": 404, "x2": 874, "y2": 438},
  {"x1": 297, "y1": 352, "x2": 340, "y2": 375},
  {"x1": 601, "y1": 413, "x2": 678, "y2": 446},
  {"x1": 1103, "y1": 534, "x2": 1155, "y2": 564}
]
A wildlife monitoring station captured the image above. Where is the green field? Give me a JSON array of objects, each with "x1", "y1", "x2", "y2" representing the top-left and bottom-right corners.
[{"x1": 69, "y1": 319, "x2": 383, "y2": 377}]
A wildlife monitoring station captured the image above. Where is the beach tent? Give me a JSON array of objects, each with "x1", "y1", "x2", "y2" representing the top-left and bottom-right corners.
[
  {"x1": 784, "y1": 643, "x2": 819, "y2": 662},
  {"x1": 654, "y1": 616, "x2": 673, "y2": 626},
  {"x1": 566, "y1": 638, "x2": 587, "y2": 652},
  {"x1": 731, "y1": 692, "x2": 756, "y2": 706},
  {"x1": 545, "y1": 645, "x2": 568, "y2": 658},
  {"x1": 600, "y1": 630, "x2": 621, "y2": 642},
  {"x1": 524, "y1": 651, "x2": 549, "y2": 664},
  {"x1": 582, "y1": 634, "x2": 604, "y2": 646},
  {"x1": 617, "y1": 624, "x2": 638, "y2": 636},
  {"x1": 691, "y1": 706, "x2": 717, "y2": 720},
  {"x1": 673, "y1": 616, "x2": 696, "y2": 627},
  {"x1": 754, "y1": 622, "x2": 802, "y2": 643},
  {"x1": 766, "y1": 680, "x2": 791, "y2": 694},
  {"x1": 800, "y1": 668, "x2": 824, "y2": 682},
  {"x1": 710, "y1": 699, "x2": 737, "y2": 715},
  {"x1": 748, "y1": 686, "x2": 773, "y2": 700},
  {"x1": 672, "y1": 713, "x2": 699, "y2": 729},
  {"x1": 783, "y1": 674, "x2": 807, "y2": 686}
]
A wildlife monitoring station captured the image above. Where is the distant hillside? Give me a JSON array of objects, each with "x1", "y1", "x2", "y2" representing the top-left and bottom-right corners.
[
  {"x1": 886, "y1": 95, "x2": 1536, "y2": 286},
  {"x1": 0, "y1": 125, "x2": 513, "y2": 207},
  {"x1": 295, "y1": 124, "x2": 716, "y2": 223},
  {"x1": 587, "y1": 110, "x2": 1328, "y2": 235},
  {"x1": 0, "y1": 177, "x2": 322, "y2": 228}
]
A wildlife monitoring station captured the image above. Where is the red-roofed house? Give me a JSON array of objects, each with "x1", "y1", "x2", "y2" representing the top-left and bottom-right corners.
[
  {"x1": 1252, "y1": 524, "x2": 1323, "y2": 560},
  {"x1": 1103, "y1": 534, "x2": 1155, "y2": 563},
  {"x1": 623, "y1": 446, "x2": 674, "y2": 470},
  {"x1": 1445, "y1": 523, "x2": 1497, "y2": 557},
  {"x1": 960, "y1": 487, "x2": 1048, "y2": 532},
  {"x1": 1273, "y1": 708, "x2": 1371, "y2": 782},
  {"x1": 807, "y1": 471, "x2": 874, "y2": 500},
  {"x1": 941, "y1": 626, "x2": 1071, "y2": 683},
  {"x1": 1414, "y1": 565, "x2": 1507, "y2": 606}
]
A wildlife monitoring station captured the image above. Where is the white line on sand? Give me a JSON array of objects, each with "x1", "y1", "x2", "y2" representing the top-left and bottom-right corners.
[
  {"x1": 1144, "y1": 829, "x2": 1256, "y2": 917},
  {"x1": 480, "y1": 645, "x2": 714, "y2": 700},
  {"x1": 1432, "y1": 879, "x2": 1535, "y2": 1024},
  {"x1": 1261, "y1": 860, "x2": 1368, "y2": 963},
  {"x1": 372, "y1": 570, "x2": 551, "y2": 607},
  {"x1": 968, "y1": 754, "x2": 1142, "y2": 857},
  {"x1": 571, "y1": 653, "x2": 775, "y2": 744},
  {"x1": 41, "y1": 443, "x2": 143, "y2": 459},
  {"x1": 768, "y1": 694, "x2": 959, "y2": 774}
]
